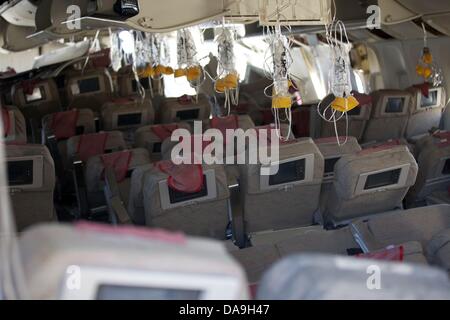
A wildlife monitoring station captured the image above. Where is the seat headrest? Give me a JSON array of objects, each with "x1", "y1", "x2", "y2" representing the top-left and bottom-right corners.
[
  {"x1": 76, "y1": 132, "x2": 109, "y2": 162},
  {"x1": 352, "y1": 91, "x2": 372, "y2": 107},
  {"x1": 151, "y1": 124, "x2": 180, "y2": 141},
  {"x1": 49, "y1": 110, "x2": 80, "y2": 140},
  {"x1": 335, "y1": 145, "x2": 418, "y2": 199},
  {"x1": 101, "y1": 150, "x2": 133, "y2": 183},
  {"x1": 157, "y1": 161, "x2": 204, "y2": 193},
  {"x1": 257, "y1": 254, "x2": 450, "y2": 299},
  {"x1": 358, "y1": 140, "x2": 403, "y2": 155},
  {"x1": 210, "y1": 115, "x2": 239, "y2": 144},
  {"x1": 315, "y1": 136, "x2": 350, "y2": 145}
]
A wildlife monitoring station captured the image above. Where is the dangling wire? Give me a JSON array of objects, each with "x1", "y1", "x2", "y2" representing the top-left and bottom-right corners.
[
  {"x1": 316, "y1": 5, "x2": 359, "y2": 146},
  {"x1": 416, "y1": 23, "x2": 443, "y2": 87},
  {"x1": 213, "y1": 20, "x2": 240, "y2": 116},
  {"x1": 82, "y1": 30, "x2": 101, "y2": 74}
]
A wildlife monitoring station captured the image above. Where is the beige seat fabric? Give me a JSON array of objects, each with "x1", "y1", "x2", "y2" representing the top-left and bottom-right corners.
[
  {"x1": 12, "y1": 78, "x2": 61, "y2": 123},
  {"x1": 230, "y1": 244, "x2": 282, "y2": 284},
  {"x1": 135, "y1": 122, "x2": 191, "y2": 161},
  {"x1": 256, "y1": 254, "x2": 450, "y2": 300},
  {"x1": 240, "y1": 138, "x2": 324, "y2": 233},
  {"x1": 66, "y1": 131, "x2": 127, "y2": 166},
  {"x1": 351, "y1": 204, "x2": 450, "y2": 255},
  {"x1": 2, "y1": 105, "x2": 27, "y2": 144},
  {"x1": 324, "y1": 145, "x2": 418, "y2": 225},
  {"x1": 405, "y1": 86, "x2": 446, "y2": 141},
  {"x1": 363, "y1": 90, "x2": 412, "y2": 143},
  {"x1": 65, "y1": 68, "x2": 113, "y2": 113},
  {"x1": 321, "y1": 96, "x2": 372, "y2": 141},
  {"x1": 407, "y1": 134, "x2": 450, "y2": 202},
  {"x1": 6, "y1": 144, "x2": 56, "y2": 231},
  {"x1": 84, "y1": 148, "x2": 150, "y2": 209},
  {"x1": 233, "y1": 225, "x2": 428, "y2": 284},
  {"x1": 238, "y1": 227, "x2": 384, "y2": 282},
  {"x1": 427, "y1": 229, "x2": 450, "y2": 275},
  {"x1": 159, "y1": 94, "x2": 211, "y2": 123},
  {"x1": 19, "y1": 224, "x2": 248, "y2": 300},
  {"x1": 427, "y1": 190, "x2": 450, "y2": 205},
  {"x1": 101, "y1": 98, "x2": 155, "y2": 131},
  {"x1": 315, "y1": 136, "x2": 361, "y2": 213},
  {"x1": 141, "y1": 163, "x2": 230, "y2": 239}
]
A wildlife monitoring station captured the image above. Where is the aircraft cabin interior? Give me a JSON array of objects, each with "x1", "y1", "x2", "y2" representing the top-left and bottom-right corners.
[{"x1": 1, "y1": 0, "x2": 450, "y2": 301}]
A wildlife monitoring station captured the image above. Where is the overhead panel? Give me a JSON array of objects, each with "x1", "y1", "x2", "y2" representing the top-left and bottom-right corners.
[
  {"x1": 127, "y1": 0, "x2": 226, "y2": 32},
  {"x1": 381, "y1": 21, "x2": 429, "y2": 40},
  {"x1": 1, "y1": 0, "x2": 37, "y2": 27},
  {"x1": 395, "y1": 0, "x2": 450, "y2": 15},
  {"x1": 224, "y1": 0, "x2": 331, "y2": 25},
  {"x1": 98, "y1": 0, "x2": 331, "y2": 32},
  {"x1": 0, "y1": 18, "x2": 46, "y2": 52}
]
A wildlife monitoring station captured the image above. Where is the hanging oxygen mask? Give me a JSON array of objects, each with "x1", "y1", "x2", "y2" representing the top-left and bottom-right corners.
[
  {"x1": 137, "y1": 34, "x2": 173, "y2": 97},
  {"x1": 137, "y1": 34, "x2": 173, "y2": 80},
  {"x1": 109, "y1": 29, "x2": 123, "y2": 72},
  {"x1": 416, "y1": 24, "x2": 444, "y2": 88},
  {"x1": 263, "y1": 25, "x2": 295, "y2": 141},
  {"x1": 214, "y1": 25, "x2": 239, "y2": 116},
  {"x1": 317, "y1": 19, "x2": 360, "y2": 146},
  {"x1": 127, "y1": 31, "x2": 148, "y2": 100},
  {"x1": 175, "y1": 28, "x2": 205, "y2": 93}
]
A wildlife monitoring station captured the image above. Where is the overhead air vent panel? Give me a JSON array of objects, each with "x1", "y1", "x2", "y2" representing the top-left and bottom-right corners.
[
  {"x1": 395, "y1": 0, "x2": 450, "y2": 15},
  {"x1": 0, "y1": 17, "x2": 46, "y2": 52},
  {"x1": 381, "y1": 21, "x2": 431, "y2": 40},
  {"x1": 424, "y1": 13, "x2": 450, "y2": 36}
]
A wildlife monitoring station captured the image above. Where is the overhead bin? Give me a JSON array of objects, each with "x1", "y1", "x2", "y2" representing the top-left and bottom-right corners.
[
  {"x1": 32, "y1": 0, "x2": 95, "y2": 37},
  {"x1": 377, "y1": 0, "x2": 450, "y2": 37},
  {"x1": 24, "y1": 0, "x2": 332, "y2": 36},
  {"x1": 0, "y1": 18, "x2": 45, "y2": 52}
]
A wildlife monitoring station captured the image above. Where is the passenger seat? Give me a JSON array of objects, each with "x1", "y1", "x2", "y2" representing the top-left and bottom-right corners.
[
  {"x1": 65, "y1": 68, "x2": 114, "y2": 114},
  {"x1": 240, "y1": 138, "x2": 324, "y2": 233},
  {"x1": 134, "y1": 123, "x2": 191, "y2": 161},
  {"x1": 130, "y1": 161, "x2": 230, "y2": 238},
  {"x1": 323, "y1": 144, "x2": 418, "y2": 226},
  {"x1": 407, "y1": 131, "x2": 450, "y2": 204},
  {"x1": 315, "y1": 136, "x2": 361, "y2": 214},
  {"x1": 363, "y1": 90, "x2": 412, "y2": 143},
  {"x1": 11, "y1": 78, "x2": 62, "y2": 138},
  {"x1": 84, "y1": 148, "x2": 150, "y2": 211},
  {"x1": 321, "y1": 92, "x2": 372, "y2": 141},
  {"x1": 159, "y1": 94, "x2": 211, "y2": 123},
  {"x1": 66, "y1": 131, "x2": 127, "y2": 165},
  {"x1": 405, "y1": 85, "x2": 446, "y2": 142},
  {"x1": 5, "y1": 144, "x2": 56, "y2": 231}
]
